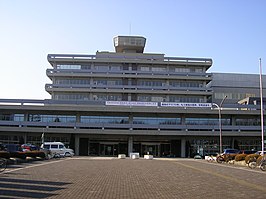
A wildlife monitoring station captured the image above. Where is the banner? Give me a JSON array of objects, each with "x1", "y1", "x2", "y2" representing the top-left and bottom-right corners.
[
  {"x1": 160, "y1": 102, "x2": 212, "y2": 108},
  {"x1": 106, "y1": 101, "x2": 158, "y2": 107}
]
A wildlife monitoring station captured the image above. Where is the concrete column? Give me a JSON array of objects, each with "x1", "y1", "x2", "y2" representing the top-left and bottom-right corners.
[
  {"x1": 181, "y1": 115, "x2": 186, "y2": 125},
  {"x1": 231, "y1": 116, "x2": 236, "y2": 125},
  {"x1": 23, "y1": 133, "x2": 27, "y2": 144},
  {"x1": 128, "y1": 136, "x2": 133, "y2": 156},
  {"x1": 75, "y1": 134, "x2": 80, "y2": 156},
  {"x1": 76, "y1": 113, "x2": 80, "y2": 123},
  {"x1": 181, "y1": 139, "x2": 186, "y2": 158}
]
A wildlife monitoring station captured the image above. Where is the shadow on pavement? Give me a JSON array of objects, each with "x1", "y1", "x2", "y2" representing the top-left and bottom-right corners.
[{"x1": 0, "y1": 176, "x2": 71, "y2": 198}]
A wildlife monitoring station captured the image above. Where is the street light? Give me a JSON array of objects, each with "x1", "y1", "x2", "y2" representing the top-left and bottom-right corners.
[
  {"x1": 212, "y1": 95, "x2": 227, "y2": 154},
  {"x1": 259, "y1": 58, "x2": 264, "y2": 157}
]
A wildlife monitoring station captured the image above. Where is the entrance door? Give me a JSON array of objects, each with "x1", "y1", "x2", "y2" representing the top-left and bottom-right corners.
[
  {"x1": 141, "y1": 143, "x2": 160, "y2": 156},
  {"x1": 79, "y1": 138, "x2": 89, "y2": 156},
  {"x1": 104, "y1": 145, "x2": 114, "y2": 156},
  {"x1": 99, "y1": 142, "x2": 119, "y2": 156}
]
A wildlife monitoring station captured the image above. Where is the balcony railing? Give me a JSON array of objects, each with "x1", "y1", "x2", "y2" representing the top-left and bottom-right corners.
[
  {"x1": 45, "y1": 83, "x2": 212, "y2": 93},
  {"x1": 47, "y1": 54, "x2": 212, "y2": 66},
  {"x1": 46, "y1": 68, "x2": 212, "y2": 78},
  {"x1": 0, "y1": 120, "x2": 262, "y2": 133}
]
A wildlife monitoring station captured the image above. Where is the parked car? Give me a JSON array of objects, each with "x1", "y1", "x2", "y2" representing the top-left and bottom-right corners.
[
  {"x1": 4, "y1": 144, "x2": 26, "y2": 159},
  {"x1": 40, "y1": 142, "x2": 74, "y2": 157},
  {"x1": 222, "y1": 149, "x2": 240, "y2": 155},
  {"x1": 255, "y1": 151, "x2": 266, "y2": 155},
  {"x1": 216, "y1": 149, "x2": 240, "y2": 163},
  {"x1": 239, "y1": 150, "x2": 257, "y2": 155},
  {"x1": 21, "y1": 144, "x2": 39, "y2": 152},
  {"x1": 0, "y1": 144, "x2": 10, "y2": 159}
]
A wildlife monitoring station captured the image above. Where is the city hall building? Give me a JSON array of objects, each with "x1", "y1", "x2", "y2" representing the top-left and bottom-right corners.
[{"x1": 0, "y1": 35, "x2": 265, "y2": 157}]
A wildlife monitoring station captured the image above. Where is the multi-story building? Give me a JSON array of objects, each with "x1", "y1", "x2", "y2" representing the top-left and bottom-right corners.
[
  {"x1": 209, "y1": 73, "x2": 266, "y2": 104},
  {"x1": 0, "y1": 36, "x2": 265, "y2": 157}
]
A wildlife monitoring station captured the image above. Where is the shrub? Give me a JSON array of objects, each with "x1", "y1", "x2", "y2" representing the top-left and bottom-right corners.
[
  {"x1": 256, "y1": 155, "x2": 266, "y2": 164},
  {"x1": 245, "y1": 154, "x2": 260, "y2": 164},
  {"x1": 235, "y1": 154, "x2": 247, "y2": 161},
  {"x1": 224, "y1": 154, "x2": 237, "y2": 162}
]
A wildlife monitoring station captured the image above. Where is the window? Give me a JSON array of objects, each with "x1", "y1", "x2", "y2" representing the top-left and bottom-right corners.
[
  {"x1": 140, "y1": 66, "x2": 149, "y2": 71},
  {"x1": 151, "y1": 67, "x2": 166, "y2": 72},
  {"x1": 51, "y1": 145, "x2": 58, "y2": 149},
  {"x1": 175, "y1": 68, "x2": 190, "y2": 73},
  {"x1": 57, "y1": 64, "x2": 81, "y2": 70},
  {"x1": 28, "y1": 114, "x2": 76, "y2": 123},
  {"x1": 80, "y1": 116, "x2": 129, "y2": 124},
  {"x1": 110, "y1": 65, "x2": 121, "y2": 71}
]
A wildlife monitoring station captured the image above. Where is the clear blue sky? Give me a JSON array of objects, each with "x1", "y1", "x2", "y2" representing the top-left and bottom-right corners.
[{"x1": 0, "y1": 0, "x2": 266, "y2": 99}]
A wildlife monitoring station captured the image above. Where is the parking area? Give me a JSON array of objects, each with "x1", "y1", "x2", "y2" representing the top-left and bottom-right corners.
[{"x1": 1, "y1": 157, "x2": 266, "y2": 199}]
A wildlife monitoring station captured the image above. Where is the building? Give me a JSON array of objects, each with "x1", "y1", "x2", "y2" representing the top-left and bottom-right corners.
[
  {"x1": 0, "y1": 36, "x2": 265, "y2": 157},
  {"x1": 209, "y1": 73, "x2": 266, "y2": 104}
]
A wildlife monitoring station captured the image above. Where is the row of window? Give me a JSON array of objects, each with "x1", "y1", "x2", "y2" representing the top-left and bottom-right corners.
[
  {"x1": 55, "y1": 64, "x2": 205, "y2": 73},
  {"x1": 54, "y1": 78, "x2": 204, "y2": 88},
  {"x1": 0, "y1": 114, "x2": 262, "y2": 126},
  {"x1": 214, "y1": 93, "x2": 256, "y2": 100},
  {"x1": 54, "y1": 94, "x2": 206, "y2": 102}
]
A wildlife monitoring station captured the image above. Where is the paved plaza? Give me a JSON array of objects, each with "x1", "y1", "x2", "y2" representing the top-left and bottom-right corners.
[{"x1": 0, "y1": 157, "x2": 266, "y2": 199}]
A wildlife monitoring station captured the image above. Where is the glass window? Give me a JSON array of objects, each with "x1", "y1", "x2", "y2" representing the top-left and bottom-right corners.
[
  {"x1": 133, "y1": 117, "x2": 181, "y2": 125},
  {"x1": 140, "y1": 66, "x2": 149, "y2": 71},
  {"x1": 110, "y1": 65, "x2": 121, "y2": 71},
  {"x1": 51, "y1": 145, "x2": 58, "y2": 149},
  {"x1": 57, "y1": 64, "x2": 81, "y2": 70},
  {"x1": 186, "y1": 118, "x2": 218, "y2": 125},
  {"x1": 151, "y1": 67, "x2": 166, "y2": 72},
  {"x1": 185, "y1": 118, "x2": 230, "y2": 125},
  {"x1": 80, "y1": 116, "x2": 129, "y2": 124},
  {"x1": 0, "y1": 114, "x2": 24, "y2": 121},
  {"x1": 28, "y1": 114, "x2": 76, "y2": 123},
  {"x1": 175, "y1": 68, "x2": 190, "y2": 73},
  {"x1": 14, "y1": 114, "x2": 24, "y2": 122}
]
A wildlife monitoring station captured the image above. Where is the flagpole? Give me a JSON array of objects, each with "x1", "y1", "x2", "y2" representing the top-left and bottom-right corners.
[{"x1": 259, "y1": 58, "x2": 264, "y2": 156}]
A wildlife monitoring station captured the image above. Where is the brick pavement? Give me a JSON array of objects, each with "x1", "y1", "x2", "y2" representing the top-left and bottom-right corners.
[{"x1": 0, "y1": 157, "x2": 266, "y2": 199}]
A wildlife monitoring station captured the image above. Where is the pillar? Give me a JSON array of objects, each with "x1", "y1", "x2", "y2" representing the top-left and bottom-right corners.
[
  {"x1": 128, "y1": 136, "x2": 133, "y2": 156},
  {"x1": 181, "y1": 139, "x2": 186, "y2": 158},
  {"x1": 75, "y1": 134, "x2": 80, "y2": 156}
]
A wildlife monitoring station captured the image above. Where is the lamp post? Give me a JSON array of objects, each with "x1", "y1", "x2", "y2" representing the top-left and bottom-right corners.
[
  {"x1": 259, "y1": 58, "x2": 264, "y2": 157},
  {"x1": 212, "y1": 95, "x2": 227, "y2": 154}
]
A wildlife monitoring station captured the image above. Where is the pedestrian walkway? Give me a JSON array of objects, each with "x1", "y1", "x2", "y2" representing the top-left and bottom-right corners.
[{"x1": 1, "y1": 157, "x2": 266, "y2": 199}]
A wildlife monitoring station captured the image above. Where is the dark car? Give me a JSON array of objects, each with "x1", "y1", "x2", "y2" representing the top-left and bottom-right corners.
[
  {"x1": 0, "y1": 144, "x2": 10, "y2": 159},
  {"x1": 223, "y1": 149, "x2": 240, "y2": 154},
  {"x1": 239, "y1": 150, "x2": 256, "y2": 155},
  {"x1": 4, "y1": 144, "x2": 26, "y2": 159},
  {"x1": 216, "y1": 149, "x2": 240, "y2": 163}
]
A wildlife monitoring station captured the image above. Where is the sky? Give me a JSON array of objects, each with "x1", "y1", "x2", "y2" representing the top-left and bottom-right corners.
[{"x1": 0, "y1": 0, "x2": 266, "y2": 99}]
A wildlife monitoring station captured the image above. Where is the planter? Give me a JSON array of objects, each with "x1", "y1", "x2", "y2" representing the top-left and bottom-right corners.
[
  {"x1": 144, "y1": 155, "x2": 153, "y2": 160},
  {"x1": 118, "y1": 154, "x2": 126, "y2": 159}
]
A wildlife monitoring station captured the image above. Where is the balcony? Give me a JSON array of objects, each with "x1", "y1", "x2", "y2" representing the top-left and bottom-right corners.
[{"x1": 0, "y1": 120, "x2": 262, "y2": 136}]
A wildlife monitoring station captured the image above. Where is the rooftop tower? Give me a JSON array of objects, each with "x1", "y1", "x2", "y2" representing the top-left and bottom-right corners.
[{"x1": 113, "y1": 36, "x2": 146, "y2": 53}]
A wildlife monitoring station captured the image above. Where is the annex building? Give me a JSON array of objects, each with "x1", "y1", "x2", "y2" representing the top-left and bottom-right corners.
[{"x1": 0, "y1": 35, "x2": 265, "y2": 157}]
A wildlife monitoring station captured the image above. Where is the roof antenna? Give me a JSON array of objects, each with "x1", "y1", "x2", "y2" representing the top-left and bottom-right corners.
[{"x1": 129, "y1": 22, "x2": 131, "y2": 35}]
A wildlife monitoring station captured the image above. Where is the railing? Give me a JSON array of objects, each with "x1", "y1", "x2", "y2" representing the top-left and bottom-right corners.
[
  {"x1": 0, "y1": 120, "x2": 262, "y2": 134},
  {"x1": 0, "y1": 98, "x2": 262, "y2": 110},
  {"x1": 45, "y1": 83, "x2": 213, "y2": 92},
  {"x1": 47, "y1": 54, "x2": 212, "y2": 65},
  {"x1": 46, "y1": 68, "x2": 213, "y2": 78}
]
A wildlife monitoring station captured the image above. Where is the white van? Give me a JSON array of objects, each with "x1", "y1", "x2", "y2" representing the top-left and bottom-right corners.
[{"x1": 41, "y1": 142, "x2": 74, "y2": 157}]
